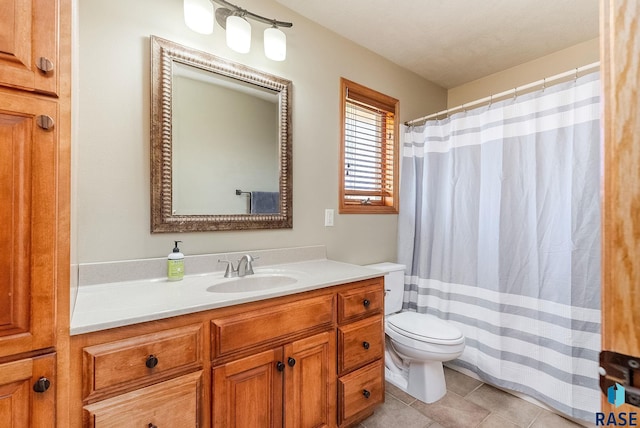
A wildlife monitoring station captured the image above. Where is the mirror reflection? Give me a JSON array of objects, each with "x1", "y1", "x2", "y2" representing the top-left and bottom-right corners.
[
  {"x1": 172, "y1": 63, "x2": 280, "y2": 215},
  {"x1": 150, "y1": 36, "x2": 292, "y2": 232}
]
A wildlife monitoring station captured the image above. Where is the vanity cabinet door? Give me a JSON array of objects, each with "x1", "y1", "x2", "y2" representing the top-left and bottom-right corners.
[
  {"x1": 0, "y1": 89, "x2": 57, "y2": 358},
  {"x1": 284, "y1": 331, "x2": 336, "y2": 428},
  {"x1": 0, "y1": 0, "x2": 59, "y2": 95},
  {"x1": 83, "y1": 371, "x2": 202, "y2": 428},
  {"x1": 212, "y1": 331, "x2": 336, "y2": 428},
  {"x1": 0, "y1": 353, "x2": 56, "y2": 428},
  {"x1": 213, "y1": 347, "x2": 284, "y2": 427}
]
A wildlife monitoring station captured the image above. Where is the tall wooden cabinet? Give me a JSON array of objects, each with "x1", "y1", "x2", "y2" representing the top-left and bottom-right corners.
[{"x1": 0, "y1": 0, "x2": 71, "y2": 426}]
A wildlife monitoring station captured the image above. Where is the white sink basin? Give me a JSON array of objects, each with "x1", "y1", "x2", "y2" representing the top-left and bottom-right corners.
[{"x1": 206, "y1": 274, "x2": 298, "y2": 293}]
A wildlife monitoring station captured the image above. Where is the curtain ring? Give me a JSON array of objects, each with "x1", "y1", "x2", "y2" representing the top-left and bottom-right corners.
[
  {"x1": 575, "y1": 68, "x2": 579, "y2": 81},
  {"x1": 489, "y1": 94, "x2": 493, "y2": 107},
  {"x1": 513, "y1": 87, "x2": 517, "y2": 99},
  {"x1": 542, "y1": 78, "x2": 546, "y2": 92}
]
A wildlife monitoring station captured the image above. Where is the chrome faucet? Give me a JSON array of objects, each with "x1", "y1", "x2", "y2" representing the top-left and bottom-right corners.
[
  {"x1": 218, "y1": 254, "x2": 258, "y2": 278},
  {"x1": 237, "y1": 254, "x2": 257, "y2": 277}
]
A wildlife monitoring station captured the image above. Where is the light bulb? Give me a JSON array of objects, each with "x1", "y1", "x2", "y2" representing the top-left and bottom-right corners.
[
  {"x1": 183, "y1": 0, "x2": 214, "y2": 35},
  {"x1": 226, "y1": 15, "x2": 251, "y2": 54},
  {"x1": 264, "y1": 26, "x2": 286, "y2": 61}
]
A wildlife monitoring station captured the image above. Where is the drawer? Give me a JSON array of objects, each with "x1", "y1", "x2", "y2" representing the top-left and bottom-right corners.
[
  {"x1": 338, "y1": 360, "x2": 384, "y2": 426},
  {"x1": 211, "y1": 294, "x2": 334, "y2": 359},
  {"x1": 338, "y1": 315, "x2": 384, "y2": 375},
  {"x1": 84, "y1": 371, "x2": 202, "y2": 428},
  {"x1": 337, "y1": 279, "x2": 384, "y2": 324},
  {"x1": 82, "y1": 324, "x2": 203, "y2": 400}
]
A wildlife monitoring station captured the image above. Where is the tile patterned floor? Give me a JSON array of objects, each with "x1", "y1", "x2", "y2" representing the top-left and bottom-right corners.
[{"x1": 359, "y1": 367, "x2": 593, "y2": 428}]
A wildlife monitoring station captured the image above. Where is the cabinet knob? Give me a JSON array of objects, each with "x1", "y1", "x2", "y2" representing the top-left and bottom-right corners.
[
  {"x1": 145, "y1": 355, "x2": 159, "y2": 368},
  {"x1": 363, "y1": 389, "x2": 371, "y2": 399},
  {"x1": 362, "y1": 341, "x2": 370, "y2": 350},
  {"x1": 36, "y1": 115, "x2": 54, "y2": 130},
  {"x1": 276, "y1": 361, "x2": 285, "y2": 372},
  {"x1": 33, "y1": 377, "x2": 51, "y2": 393},
  {"x1": 287, "y1": 357, "x2": 296, "y2": 367},
  {"x1": 148, "y1": 424, "x2": 157, "y2": 428},
  {"x1": 363, "y1": 299, "x2": 370, "y2": 308},
  {"x1": 36, "y1": 57, "x2": 54, "y2": 73}
]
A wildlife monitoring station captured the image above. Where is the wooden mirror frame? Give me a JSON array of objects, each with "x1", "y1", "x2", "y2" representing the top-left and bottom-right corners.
[{"x1": 150, "y1": 36, "x2": 292, "y2": 232}]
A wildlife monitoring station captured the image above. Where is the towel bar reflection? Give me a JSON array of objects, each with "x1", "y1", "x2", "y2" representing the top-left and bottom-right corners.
[{"x1": 236, "y1": 189, "x2": 252, "y2": 213}]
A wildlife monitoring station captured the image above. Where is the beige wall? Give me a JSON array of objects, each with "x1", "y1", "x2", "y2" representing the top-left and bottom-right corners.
[
  {"x1": 75, "y1": 0, "x2": 446, "y2": 264},
  {"x1": 447, "y1": 38, "x2": 600, "y2": 108}
]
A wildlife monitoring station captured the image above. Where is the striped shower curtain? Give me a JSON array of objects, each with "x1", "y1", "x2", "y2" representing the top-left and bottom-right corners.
[{"x1": 398, "y1": 72, "x2": 601, "y2": 421}]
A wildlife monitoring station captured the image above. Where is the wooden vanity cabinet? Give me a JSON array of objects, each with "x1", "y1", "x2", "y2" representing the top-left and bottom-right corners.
[{"x1": 69, "y1": 277, "x2": 385, "y2": 428}]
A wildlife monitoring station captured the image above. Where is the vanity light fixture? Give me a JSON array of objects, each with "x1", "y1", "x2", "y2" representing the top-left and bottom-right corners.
[{"x1": 183, "y1": 0, "x2": 293, "y2": 60}]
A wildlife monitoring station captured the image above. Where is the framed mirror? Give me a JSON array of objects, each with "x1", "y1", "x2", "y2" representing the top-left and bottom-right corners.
[{"x1": 150, "y1": 36, "x2": 292, "y2": 232}]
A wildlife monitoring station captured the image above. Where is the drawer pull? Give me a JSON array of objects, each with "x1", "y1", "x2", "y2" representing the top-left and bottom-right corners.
[
  {"x1": 363, "y1": 299, "x2": 370, "y2": 308},
  {"x1": 145, "y1": 355, "x2": 159, "y2": 369},
  {"x1": 363, "y1": 389, "x2": 371, "y2": 399},
  {"x1": 148, "y1": 424, "x2": 157, "y2": 428},
  {"x1": 33, "y1": 377, "x2": 51, "y2": 393},
  {"x1": 287, "y1": 357, "x2": 296, "y2": 367},
  {"x1": 276, "y1": 361, "x2": 285, "y2": 372},
  {"x1": 362, "y1": 341, "x2": 370, "y2": 350}
]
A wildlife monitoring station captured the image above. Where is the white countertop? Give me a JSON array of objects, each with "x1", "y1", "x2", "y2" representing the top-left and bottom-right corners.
[{"x1": 70, "y1": 259, "x2": 385, "y2": 335}]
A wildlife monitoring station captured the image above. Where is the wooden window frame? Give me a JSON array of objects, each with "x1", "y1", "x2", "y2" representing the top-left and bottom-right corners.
[{"x1": 339, "y1": 78, "x2": 399, "y2": 214}]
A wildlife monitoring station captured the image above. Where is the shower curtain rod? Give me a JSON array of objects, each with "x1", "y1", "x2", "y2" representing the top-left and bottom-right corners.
[{"x1": 405, "y1": 61, "x2": 600, "y2": 126}]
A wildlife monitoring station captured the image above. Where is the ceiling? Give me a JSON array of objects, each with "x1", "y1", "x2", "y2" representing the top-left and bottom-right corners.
[{"x1": 275, "y1": 0, "x2": 600, "y2": 89}]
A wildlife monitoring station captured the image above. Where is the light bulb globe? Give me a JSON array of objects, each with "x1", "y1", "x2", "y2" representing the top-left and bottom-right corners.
[{"x1": 264, "y1": 27, "x2": 286, "y2": 61}]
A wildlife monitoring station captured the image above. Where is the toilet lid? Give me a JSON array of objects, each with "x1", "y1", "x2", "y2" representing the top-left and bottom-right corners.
[{"x1": 387, "y1": 312, "x2": 463, "y2": 343}]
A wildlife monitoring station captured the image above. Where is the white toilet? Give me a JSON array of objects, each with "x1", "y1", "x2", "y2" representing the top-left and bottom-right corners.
[{"x1": 366, "y1": 263, "x2": 465, "y2": 403}]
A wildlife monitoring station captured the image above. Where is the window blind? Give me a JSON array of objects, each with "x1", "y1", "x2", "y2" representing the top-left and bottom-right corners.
[{"x1": 343, "y1": 98, "x2": 395, "y2": 206}]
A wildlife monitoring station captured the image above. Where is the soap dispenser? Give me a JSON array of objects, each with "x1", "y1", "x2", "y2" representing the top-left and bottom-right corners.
[{"x1": 168, "y1": 241, "x2": 184, "y2": 281}]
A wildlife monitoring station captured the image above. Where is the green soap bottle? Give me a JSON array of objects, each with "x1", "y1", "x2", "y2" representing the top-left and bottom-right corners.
[{"x1": 168, "y1": 241, "x2": 184, "y2": 281}]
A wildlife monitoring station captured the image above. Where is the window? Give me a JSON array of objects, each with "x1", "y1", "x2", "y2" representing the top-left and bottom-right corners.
[{"x1": 339, "y1": 78, "x2": 399, "y2": 214}]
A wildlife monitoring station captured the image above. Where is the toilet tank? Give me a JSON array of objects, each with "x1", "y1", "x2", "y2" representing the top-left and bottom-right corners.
[{"x1": 364, "y1": 262, "x2": 406, "y2": 315}]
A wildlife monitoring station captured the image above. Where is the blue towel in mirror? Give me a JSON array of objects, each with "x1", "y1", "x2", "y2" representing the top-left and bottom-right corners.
[{"x1": 251, "y1": 191, "x2": 279, "y2": 214}]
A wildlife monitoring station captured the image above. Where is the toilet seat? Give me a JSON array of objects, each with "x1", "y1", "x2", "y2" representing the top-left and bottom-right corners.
[{"x1": 386, "y1": 312, "x2": 464, "y2": 345}]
